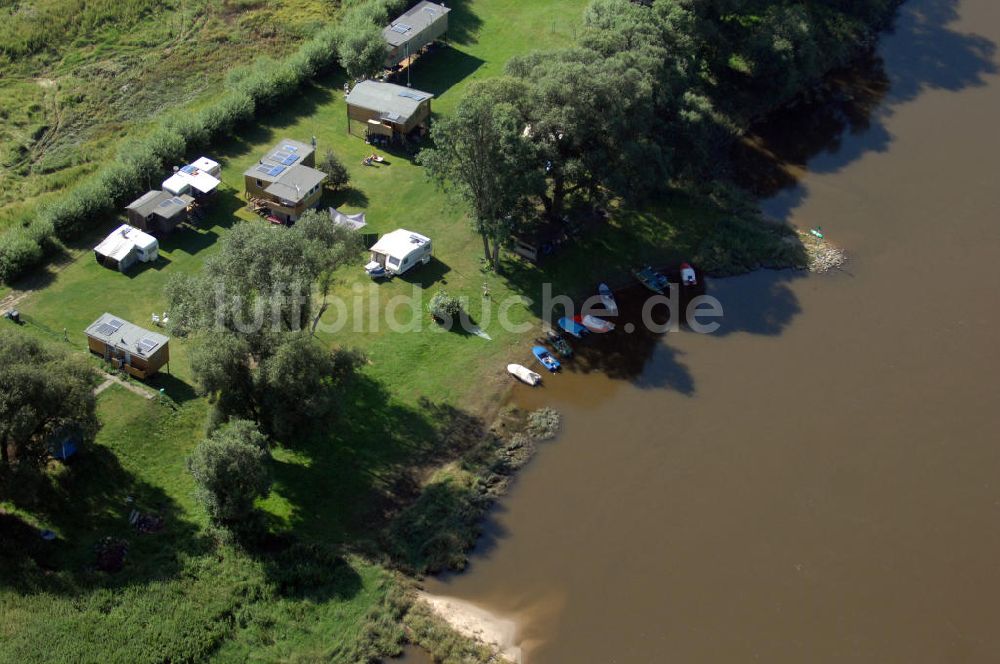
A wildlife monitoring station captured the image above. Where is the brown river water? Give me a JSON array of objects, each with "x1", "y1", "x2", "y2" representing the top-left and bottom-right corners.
[{"x1": 407, "y1": 0, "x2": 1000, "y2": 661}]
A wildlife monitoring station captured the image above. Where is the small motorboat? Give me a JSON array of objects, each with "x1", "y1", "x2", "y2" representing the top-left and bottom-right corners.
[
  {"x1": 558, "y1": 316, "x2": 590, "y2": 339},
  {"x1": 545, "y1": 331, "x2": 573, "y2": 358},
  {"x1": 507, "y1": 363, "x2": 542, "y2": 386},
  {"x1": 633, "y1": 266, "x2": 669, "y2": 294},
  {"x1": 680, "y1": 262, "x2": 697, "y2": 286},
  {"x1": 598, "y1": 283, "x2": 618, "y2": 314},
  {"x1": 575, "y1": 314, "x2": 615, "y2": 333},
  {"x1": 532, "y1": 345, "x2": 561, "y2": 372}
]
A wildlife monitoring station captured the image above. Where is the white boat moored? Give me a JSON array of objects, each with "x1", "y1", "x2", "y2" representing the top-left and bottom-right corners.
[{"x1": 507, "y1": 363, "x2": 542, "y2": 386}]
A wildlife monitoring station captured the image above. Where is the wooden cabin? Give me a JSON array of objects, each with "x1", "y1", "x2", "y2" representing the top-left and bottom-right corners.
[
  {"x1": 345, "y1": 81, "x2": 433, "y2": 142},
  {"x1": 125, "y1": 190, "x2": 194, "y2": 235},
  {"x1": 85, "y1": 313, "x2": 169, "y2": 379},
  {"x1": 383, "y1": 1, "x2": 451, "y2": 67},
  {"x1": 243, "y1": 139, "x2": 326, "y2": 224}
]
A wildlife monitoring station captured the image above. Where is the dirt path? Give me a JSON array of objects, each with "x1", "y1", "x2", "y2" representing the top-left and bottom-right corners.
[{"x1": 93, "y1": 373, "x2": 157, "y2": 400}]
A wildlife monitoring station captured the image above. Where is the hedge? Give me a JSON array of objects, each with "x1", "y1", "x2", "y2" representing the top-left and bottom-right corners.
[{"x1": 0, "y1": 2, "x2": 406, "y2": 284}]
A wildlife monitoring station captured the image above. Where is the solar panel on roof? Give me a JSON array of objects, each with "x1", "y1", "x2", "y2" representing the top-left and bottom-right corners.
[
  {"x1": 398, "y1": 90, "x2": 428, "y2": 101},
  {"x1": 391, "y1": 23, "x2": 411, "y2": 33},
  {"x1": 94, "y1": 323, "x2": 115, "y2": 336},
  {"x1": 270, "y1": 150, "x2": 299, "y2": 166},
  {"x1": 180, "y1": 165, "x2": 197, "y2": 174},
  {"x1": 268, "y1": 165, "x2": 286, "y2": 177},
  {"x1": 158, "y1": 199, "x2": 174, "y2": 208},
  {"x1": 256, "y1": 164, "x2": 273, "y2": 175},
  {"x1": 282, "y1": 144, "x2": 299, "y2": 152},
  {"x1": 137, "y1": 338, "x2": 159, "y2": 354},
  {"x1": 108, "y1": 319, "x2": 125, "y2": 332}
]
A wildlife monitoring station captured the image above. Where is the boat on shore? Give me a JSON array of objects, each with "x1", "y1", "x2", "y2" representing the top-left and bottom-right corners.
[
  {"x1": 558, "y1": 317, "x2": 590, "y2": 339},
  {"x1": 632, "y1": 266, "x2": 669, "y2": 294},
  {"x1": 680, "y1": 262, "x2": 698, "y2": 286},
  {"x1": 507, "y1": 364, "x2": 541, "y2": 386},
  {"x1": 576, "y1": 314, "x2": 615, "y2": 333},
  {"x1": 532, "y1": 346, "x2": 561, "y2": 372},
  {"x1": 543, "y1": 331, "x2": 573, "y2": 358},
  {"x1": 598, "y1": 283, "x2": 618, "y2": 314}
]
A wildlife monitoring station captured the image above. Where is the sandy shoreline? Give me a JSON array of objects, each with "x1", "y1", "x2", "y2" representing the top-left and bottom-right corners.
[{"x1": 416, "y1": 592, "x2": 523, "y2": 663}]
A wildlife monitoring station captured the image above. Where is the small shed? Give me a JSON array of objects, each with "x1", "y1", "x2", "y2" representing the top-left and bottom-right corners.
[
  {"x1": 85, "y1": 313, "x2": 170, "y2": 379},
  {"x1": 94, "y1": 224, "x2": 159, "y2": 272},
  {"x1": 345, "y1": 81, "x2": 433, "y2": 140},
  {"x1": 383, "y1": 1, "x2": 451, "y2": 67},
  {"x1": 125, "y1": 190, "x2": 194, "y2": 234}
]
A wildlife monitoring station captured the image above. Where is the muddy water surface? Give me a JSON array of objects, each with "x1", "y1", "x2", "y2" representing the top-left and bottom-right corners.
[{"x1": 422, "y1": 0, "x2": 1000, "y2": 661}]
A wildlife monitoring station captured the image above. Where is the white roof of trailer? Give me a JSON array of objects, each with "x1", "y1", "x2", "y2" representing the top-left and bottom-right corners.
[
  {"x1": 370, "y1": 229, "x2": 430, "y2": 258},
  {"x1": 94, "y1": 224, "x2": 157, "y2": 260}
]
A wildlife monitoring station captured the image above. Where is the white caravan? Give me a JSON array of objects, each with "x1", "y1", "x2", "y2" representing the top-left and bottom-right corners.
[{"x1": 365, "y1": 229, "x2": 432, "y2": 277}]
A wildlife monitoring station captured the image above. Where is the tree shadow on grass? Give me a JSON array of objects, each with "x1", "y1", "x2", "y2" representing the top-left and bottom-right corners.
[
  {"x1": 265, "y1": 375, "x2": 503, "y2": 572},
  {"x1": 328, "y1": 186, "x2": 370, "y2": 209},
  {"x1": 0, "y1": 443, "x2": 208, "y2": 595}
]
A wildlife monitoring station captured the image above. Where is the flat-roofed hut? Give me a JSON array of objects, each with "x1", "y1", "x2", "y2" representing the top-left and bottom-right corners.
[
  {"x1": 345, "y1": 80, "x2": 433, "y2": 142},
  {"x1": 85, "y1": 313, "x2": 170, "y2": 379}
]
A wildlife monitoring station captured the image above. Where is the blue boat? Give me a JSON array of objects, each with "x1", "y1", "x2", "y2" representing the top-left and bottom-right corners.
[
  {"x1": 632, "y1": 266, "x2": 669, "y2": 294},
  {"x1": 557, "y1": 316, "x2": 589, "y2": 339},
  {"x1": 532, "y1": 345, "x2": 561, "y2": 372}
]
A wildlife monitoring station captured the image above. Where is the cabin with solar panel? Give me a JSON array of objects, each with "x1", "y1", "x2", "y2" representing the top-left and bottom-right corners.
[
  {"x1": 85, "y1": 313, "x2": 170, "y2": 379},
  {"x1": 383, "y1": 1, "x2": 451, "y2": 69},
  {"x1": 125, "y1": 190, "x2": 194, "y2": 235},
  {"x1": 345, "y1": 80, "x2": 434, "y2": 143},
  {"x1": 243, "y1": 139, "x2": 327, "y2": 224}
]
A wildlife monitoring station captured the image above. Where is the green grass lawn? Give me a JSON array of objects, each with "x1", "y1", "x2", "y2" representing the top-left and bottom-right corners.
[
  {"x1": 1, "y1": 0, "x2": 804, "y2": 659},
  {"x1": 1, "y1": 1, "x2": 608, "y2": 660}
]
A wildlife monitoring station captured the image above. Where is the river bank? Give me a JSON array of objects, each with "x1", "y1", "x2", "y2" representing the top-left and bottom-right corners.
[{"x1": 417, "y1": 0, "x2": 1000, "y2": 661}]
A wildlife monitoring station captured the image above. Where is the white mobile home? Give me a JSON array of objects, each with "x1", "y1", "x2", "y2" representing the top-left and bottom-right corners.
[
  {"x1": 365, "y1": 229, "x2": 432, "y2": 276},
  {"x1": 94, "y1": 224, "x2": 159, "y2": 272}
]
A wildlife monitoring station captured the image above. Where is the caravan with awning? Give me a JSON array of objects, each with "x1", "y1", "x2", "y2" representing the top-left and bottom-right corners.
[{"x1": 364, "y1": 229, "x2": 431, "y2": 277}]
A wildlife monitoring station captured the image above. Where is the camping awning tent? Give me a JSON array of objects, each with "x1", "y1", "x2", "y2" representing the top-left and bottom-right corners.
[
  {"x1": 370, "y1": 229, "x2": 430, "y2": 259},
  {"x1": 329, "y1": 207, "x2": 367, "y2": 231},
  {"x1": 163, "y1": 163, "x2": 221, "y2": 195}
]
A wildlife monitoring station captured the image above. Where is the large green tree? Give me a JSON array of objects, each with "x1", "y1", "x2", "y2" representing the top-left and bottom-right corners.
[
  {"x1": 187, "y1": 419, "x2": 271, "y2": 526},
  {"x1": 0, "y1": 334, "x2": 98, "y2": 475},
  {"x1": 419, "y1": 79, "x2": 540, "y2": 271},
  {"x1": 337, "y1": 18, "x2": 389, "y2": 81},
  {"x1": 166, "y1": 216, "x2": 361, "y2": 440}
]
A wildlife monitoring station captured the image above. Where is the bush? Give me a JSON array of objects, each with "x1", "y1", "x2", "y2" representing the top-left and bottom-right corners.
[
  {"x1": 0, "y1": 228, "x2": 44, "y2": 283},
  {"x1": 526, "y1": 407, "x2": 561, "y2": 440},
  {"x1": 428, "y1": 290, "x2": 464, "y2": 322},
  {"x1": 187, "y1": 420, "x2": 271, "y2": 527},
  {"x1": 320, "y1": 149, "x2": 350, "y2": 191}
]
